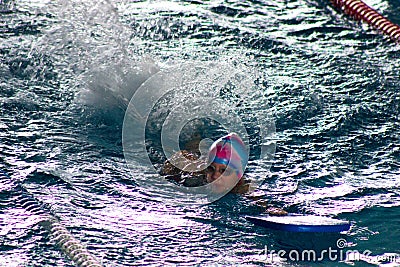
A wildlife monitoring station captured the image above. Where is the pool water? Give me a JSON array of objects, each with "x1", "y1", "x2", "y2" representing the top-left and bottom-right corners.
[{"x1": 1, "y1": 0, "x2": 399, "y2": 266}]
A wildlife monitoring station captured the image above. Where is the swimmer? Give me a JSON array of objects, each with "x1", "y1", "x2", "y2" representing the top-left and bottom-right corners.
[
  {"x1": 161, "y1": 133, "x2": 247, "y2": 191},
  {"x1": 161, "y1": 133, "x2": 287, "y2": 216}
]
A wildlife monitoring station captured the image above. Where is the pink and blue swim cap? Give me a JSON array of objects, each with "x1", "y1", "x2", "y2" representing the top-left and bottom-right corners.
[{"x1": 207, "y1": 133, "x2": 248, "y2": 179}]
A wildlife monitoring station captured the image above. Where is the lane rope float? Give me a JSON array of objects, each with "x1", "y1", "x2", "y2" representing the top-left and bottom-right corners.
[
  {"x1": 1, "y1": 171, "x2": 103, "y2": 267},
  {"x1": 329, "y1": 0, "x2": 400, "y2": 42}
]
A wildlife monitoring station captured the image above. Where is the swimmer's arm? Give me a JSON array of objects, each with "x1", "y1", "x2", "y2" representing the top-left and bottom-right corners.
[
  {"x1": 264, "y1": 206, "x2": 288, "y2": 216},
  {"x1": 247, "y1": 196, "x2": 288, "y2": 216}
]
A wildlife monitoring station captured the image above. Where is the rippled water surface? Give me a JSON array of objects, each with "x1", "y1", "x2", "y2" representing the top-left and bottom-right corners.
[{"x1": 1, "y1": 0, "x2": 399, "y2": 266}]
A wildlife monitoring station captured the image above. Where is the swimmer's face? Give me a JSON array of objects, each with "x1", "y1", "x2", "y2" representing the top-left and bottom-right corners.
[
  {"x1": 206, "y1": 162, "x2": 234, "y2": 182},
  {"x1": 206, "y1": 163, "x2": 238, "y2": 194}
]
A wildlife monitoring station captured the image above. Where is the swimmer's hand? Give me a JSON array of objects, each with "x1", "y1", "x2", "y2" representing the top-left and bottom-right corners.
[
  {"x1": 265, "y1": 207, "x2": 288, "y2": 216},
  {"x1": 253, "y1": 199, "x2": 288, "y2": 216}
]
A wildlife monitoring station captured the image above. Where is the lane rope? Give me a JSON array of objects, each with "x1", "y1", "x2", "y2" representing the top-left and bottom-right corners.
[
  {"x1": 330, "y1": 0, "x2": 400, "y2": 42},
  {"x1": 1, "y1": 171, "x2": 103, "y2": 267}
]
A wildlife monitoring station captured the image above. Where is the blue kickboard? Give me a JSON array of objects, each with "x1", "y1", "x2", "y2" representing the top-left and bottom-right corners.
[{"x1": 246, "y1": 214, "x2": 351, "y2": 233}]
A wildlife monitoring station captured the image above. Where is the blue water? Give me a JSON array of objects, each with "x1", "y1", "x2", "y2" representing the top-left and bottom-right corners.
[{"x1": 1, "y1": 0, "x2": 399, "y2": 266}]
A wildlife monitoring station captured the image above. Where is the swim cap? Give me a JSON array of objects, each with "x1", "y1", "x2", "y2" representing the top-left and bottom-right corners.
[{"x1": 207, "y1": 133, "x2": 248, "y2": 179}]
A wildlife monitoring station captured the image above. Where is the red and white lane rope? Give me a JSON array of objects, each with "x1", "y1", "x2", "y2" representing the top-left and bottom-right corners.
[{"x1": 330, "y1": 0, "x2": 400, "y2": 42}]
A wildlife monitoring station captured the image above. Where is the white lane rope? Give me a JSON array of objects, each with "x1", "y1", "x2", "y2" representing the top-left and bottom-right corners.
[{"x1": 1, "y1": 171, "x2": 103, "y2": 267}]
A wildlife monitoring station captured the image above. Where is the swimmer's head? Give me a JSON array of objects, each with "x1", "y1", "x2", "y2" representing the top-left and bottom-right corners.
[{"x1": 207, "y1": 133, "x2": 247, "y2": 181}]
